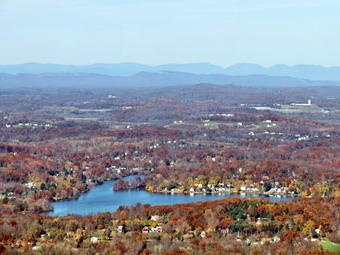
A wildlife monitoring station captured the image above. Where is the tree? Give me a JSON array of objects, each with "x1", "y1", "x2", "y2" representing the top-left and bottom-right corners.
[{"x1": 264, "y1": 182, "x2": 272, "y2": 192}]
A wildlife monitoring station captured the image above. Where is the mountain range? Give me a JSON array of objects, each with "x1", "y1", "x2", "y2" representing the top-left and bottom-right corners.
[
  {"x1": 0, "y1": 71, "x2": 339, "y2": 89},
  {"x1": 1, "y1": 62, "x2": 340, "y2": 81}
]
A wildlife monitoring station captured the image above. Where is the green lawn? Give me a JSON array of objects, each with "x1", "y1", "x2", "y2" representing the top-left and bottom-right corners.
[{"x1": 320, "y1": 240, "x2": 340, "y2": 253}]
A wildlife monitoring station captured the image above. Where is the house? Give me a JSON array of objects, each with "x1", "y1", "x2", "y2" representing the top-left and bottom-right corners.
[
  {"x1": 150, "y1": 215, "x2": 161, "y2": 221},
  {"x1": 11, "y1": 241, "x2": 22, "y2": 248},
  {"x1": 142, "y1": 227, "x2": 149, "y2": 233},
  {"x1": 117, "y1": 225, "x2": 123, "y2": 233},
  {"x1": 256, "y1": 218, "x2": 262, "y2": 225},
  {"x1": 200, "y1": 231, "x2": 206, "y2": 238},
  {"x1": 24, "y1": 182, "x2": 35, "y2": 189},
  {"x1": 90, "y1": 237, "x2": 98, "y2": 243},
  {"x1": 151, "y1": 227, "x2": 163, "y2": 233},
  {"x1": 272, "y1": 236, "x2": 280, "y2": 242},
  {"x1": 190, "y1": 188, "x2": 195, "y2": 192}
]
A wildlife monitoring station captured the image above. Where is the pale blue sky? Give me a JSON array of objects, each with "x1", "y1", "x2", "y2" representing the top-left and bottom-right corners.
[{"x1": 1, "y1": 0, "x2": 339, "y2": 66}]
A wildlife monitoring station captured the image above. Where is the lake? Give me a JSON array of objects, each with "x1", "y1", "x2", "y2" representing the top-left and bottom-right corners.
[{"x1": 48, "y1": 175, "x2": 294, "y2": 216}]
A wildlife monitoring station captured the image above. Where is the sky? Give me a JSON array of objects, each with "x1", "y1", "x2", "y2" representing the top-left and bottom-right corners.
[{"x1": 0, "y1": 0, "x2": 340, "y2": 67}]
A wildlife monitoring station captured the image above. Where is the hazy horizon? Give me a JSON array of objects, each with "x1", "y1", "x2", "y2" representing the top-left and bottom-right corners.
[{"x1": 1, "y1": 62, "x2": 340, "y2": 68}]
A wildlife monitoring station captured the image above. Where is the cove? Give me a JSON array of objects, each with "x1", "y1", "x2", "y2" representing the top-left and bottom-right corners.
[{"x1": 48, "y1": 175, "x2": 294, "y2": 216}]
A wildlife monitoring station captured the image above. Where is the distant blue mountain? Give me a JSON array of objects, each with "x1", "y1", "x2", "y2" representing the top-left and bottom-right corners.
[
  {"x1": 156, "y1": 63, "x2": 225, "y2": 74},
  {"x1": 225, "y1": 63, "x2": 340, "y2": 81},
  {"x1": 0, "y1": 71, "x2": 339, "y2": 89},
  {"x1": 0, "y1": 62, "x2": 152, "y2": 76},
  {"x1": 225, "y1": 63, "x2": 266, "y2": 75},
  {"x1": 1, "y1": 62, "x2": 340, "y2": 81}
]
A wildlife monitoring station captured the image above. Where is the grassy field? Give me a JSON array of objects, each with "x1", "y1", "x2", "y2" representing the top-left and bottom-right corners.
[{"x1": 320, "y1": 240, "x2": 340, "y2": 253}]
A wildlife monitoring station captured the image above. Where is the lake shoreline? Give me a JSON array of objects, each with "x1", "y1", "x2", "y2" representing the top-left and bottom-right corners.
[
  {"x1": 47, "y1": 174, "x2": 296, "y2": 216},
  {"x1": 147, "y1": 189, "x2": 299, "y2": 198}
]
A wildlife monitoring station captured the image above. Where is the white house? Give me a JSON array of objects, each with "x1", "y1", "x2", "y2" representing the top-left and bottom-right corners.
[
  {"x1": 151, "y1": 215, "x2": 161, "y2": 221},
  {"x1": 272, "y1": 236, "x2": 280, "y2": 242},
  {"x1": 90, "y1": 237, "x2": 99, "y2": 243}
]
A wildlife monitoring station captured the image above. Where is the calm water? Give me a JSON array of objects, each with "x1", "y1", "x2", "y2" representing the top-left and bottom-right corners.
[{"x1": 48, "y1": 175, "x2": 293, "y2": 216}]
